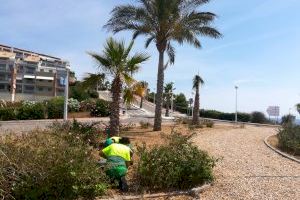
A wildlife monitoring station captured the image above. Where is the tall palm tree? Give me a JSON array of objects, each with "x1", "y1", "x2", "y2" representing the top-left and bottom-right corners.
[
  {"x1": 296, "y1": 103, "x2": 300, "y2": 115},
  {"x1": 192, "y1": 75, "x2": 204, "y2": 125},
  {"x1": 164, "y1": 82, "x2": 175, "y2": 117},
  {"x1": 136, "y1": 81, "x2": 148, "y2": 108},
  {"x1": 105, "y1": 0, "x2": 221, "y2": 131},
  {"x1": 89, "y1": 38, "x2": 149, "y2": 135}
]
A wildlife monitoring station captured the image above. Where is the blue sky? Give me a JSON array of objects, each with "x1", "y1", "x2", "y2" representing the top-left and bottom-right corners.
[{"x1": 1, "y1": 0, "x2": 300, "y2": 116}]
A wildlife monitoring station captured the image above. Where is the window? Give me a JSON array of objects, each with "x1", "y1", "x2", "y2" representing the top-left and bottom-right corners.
[
  {"x1": 0, "y1": 74, "x2": 5, "y2": 81},
  {"x1": 0, "y1": 84, "x2": 5, "y2": 90},
  {"x1": 38, "y1": 87, "x2": 43, "y2": 91},
  {"x1": 26, "y1": 79, "x2": 34, "y2": 84},
  {"x1": 40, "y1": 69, "x2": 44, "y2": 72},
  {"x1": 0, "y1": 64, "x2": 6, "y2": 71},
  {"x1": 49, "y1": 70, "x2": 53, "y2": 73},
  {"x1": 25, "y1": 67, "x2": 36, "y2": 74},
  {"x1": 48, "y1": 87, "x2": 52, "y2": 92},
  {"x1": 25, "y1": 85, "x2": 34, "y2": 90}
]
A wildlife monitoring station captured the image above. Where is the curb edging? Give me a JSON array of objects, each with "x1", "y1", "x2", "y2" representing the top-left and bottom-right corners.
[
  {"x1": 264, "y1": 135, "x2": 300, "y2": 164},
  {"x1": 98, "y1": 183, "x2": 211, "y2": 200}
]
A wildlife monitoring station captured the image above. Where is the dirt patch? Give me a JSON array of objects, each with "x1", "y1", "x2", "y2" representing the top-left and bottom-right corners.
[{"x1": 68, "y1": 112, "x2": 92, "y2": 118}]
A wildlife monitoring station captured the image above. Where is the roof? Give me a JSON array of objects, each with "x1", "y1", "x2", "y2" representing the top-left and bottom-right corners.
[{"x1": 0, "y1": 43, "x2": 62, "y2": 61}]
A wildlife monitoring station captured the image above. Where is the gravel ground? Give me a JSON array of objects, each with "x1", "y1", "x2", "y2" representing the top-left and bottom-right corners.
[{"x1": 192, "y1": 125, "x2": 300, "y2": 200}]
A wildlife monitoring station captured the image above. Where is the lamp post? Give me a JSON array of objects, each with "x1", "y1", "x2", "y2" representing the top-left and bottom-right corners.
[
  {"x1": 63, "y1": 65, "x2": 70, "y2": 121},
  {"x1": 235, "y1": 86, "x2": 238, "y2": 123}
]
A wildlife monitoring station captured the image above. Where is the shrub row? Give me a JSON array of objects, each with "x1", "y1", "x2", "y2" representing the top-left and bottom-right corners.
[{"x1": 0, "y1": 98, "x2": 110, "y2": 120}]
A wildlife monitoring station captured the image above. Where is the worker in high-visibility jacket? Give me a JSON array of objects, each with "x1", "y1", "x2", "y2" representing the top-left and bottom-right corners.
[
  {"x1": 100, "y1": 139, "x2": 133, "y2": 192},
  {"x1": 104, "y1": 136, "x2": 133, "y2": 150}
]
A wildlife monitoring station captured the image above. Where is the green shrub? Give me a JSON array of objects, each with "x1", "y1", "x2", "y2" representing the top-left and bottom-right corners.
[
  {"x1": 250, "y1": 111, "x2": 267, "y2": 123},
  {"x1": 0, "y1": 130, "x2": 108, "y2": 200},
  {"x1": 278, "y1": 124, "x2": 300, "y2": 155},
  {"x1": 139, "y1": 121, "x2": 151, "y2": 129},
  {"x1": 47, "y1": 97, "x2": 64, "y2": 119},
  {"x1": 80, "y1": 99, "x2": 96, "y2": 112},
  {"x1": 135, "y1": 132, "x2": 216, "y2": 191},
  {"x1": 203, "y1": 120, "x2": 214, "y2": 128},
  {"x1": 50, "y1": 120, "x2": 105, "y2": 148},
  {"x1": 90, "y1": 99, "x2": 110, "y2": 117},
  {"x1": 16, "y1": 101, "x2": 46, "y2": 120},
  {"x1": 281, "y1": 114, "x2": 295, "y2": 125},
  {"x1": 0, "y1": 107, "x2": 16, "y2": 121},
  {"x1": 88, "y1": 90, "x2": 99, "y2": 99}
]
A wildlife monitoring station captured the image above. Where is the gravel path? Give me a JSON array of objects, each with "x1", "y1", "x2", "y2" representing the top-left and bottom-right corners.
[{"x1": 192, "y1": 125, "x2": 300, "y2": 200}]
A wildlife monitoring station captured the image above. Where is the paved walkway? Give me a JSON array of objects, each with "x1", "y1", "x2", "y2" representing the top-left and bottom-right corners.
[{"x1": 193, "y1": 125, "x2": 300, "y2": 200}]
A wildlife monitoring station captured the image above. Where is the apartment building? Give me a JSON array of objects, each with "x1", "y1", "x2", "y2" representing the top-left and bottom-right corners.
[{"x1": 0, "y1": 44, "x2": 70, "y2": 101}]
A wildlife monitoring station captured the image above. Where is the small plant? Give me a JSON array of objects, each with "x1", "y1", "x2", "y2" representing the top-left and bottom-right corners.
[
  {"x1": 205, "y1": 120, "x2": 214, "y2": 128},
  {"x1": 195, "y1": 124, "x2": 204, "y2": 129},
  {"x1": 139, "y1": 121, "x2": 151, "y2": 129},
  {"x1": 134, "y1": 131, "x2": 216, "y2": 191},
  {"x1": 239, "y1": 123, "x2": 245, "y2": 129},
  {"x1": 188, "y1": 124, "x2": 196, "y2": 130},
  {"x1": 277, "y1": 124, "x2": 300, "y2": 155},
  {"x1": 120, "y1": 123, "x2": 136, "y2": 132}
]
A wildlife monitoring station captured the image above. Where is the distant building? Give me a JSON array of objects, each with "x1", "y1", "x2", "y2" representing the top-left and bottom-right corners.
[{"x1": 0, "y1": 44, "x2": 70, "y2": 101}]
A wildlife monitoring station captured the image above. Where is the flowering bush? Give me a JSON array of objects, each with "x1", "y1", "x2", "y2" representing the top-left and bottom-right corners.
[
  {"x1": 90, "y1": 99, "x2": 110, "y2": 117},
  {"x1": 79, "y1": 99, "x2": 96, "y2": 112},
  {"x1": 68, "y1": 98, "x2": 80, "y2": 112}
]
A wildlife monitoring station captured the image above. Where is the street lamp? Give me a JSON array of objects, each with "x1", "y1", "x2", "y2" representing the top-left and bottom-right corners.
[
  {"x1": 63, "y1": 64, "x2": 70, "y2": 121},
  {"x1": 235, "y1": 86, "x2": 238, "y2": 123}
]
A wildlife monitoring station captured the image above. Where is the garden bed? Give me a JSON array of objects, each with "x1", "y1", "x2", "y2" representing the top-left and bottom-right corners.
[
  {"x1": 266, "y1": 134, "x2": 300, "y2": 161},
  {"x1": 99, "y1": 124, "x2": 218, "y2": 199},
  {"x1": 1, "y1": 121, "x2": 217, "y2": 199}
]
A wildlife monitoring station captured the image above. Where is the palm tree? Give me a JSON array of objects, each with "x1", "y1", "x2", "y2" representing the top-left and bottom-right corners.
[
  {"x1": 105, "y1": 0, "x2": 221, "y2": 131},
  {"x1": 136, "y1": 81, "x2": 148, "y2": 108},
  {"x1": 89, "y1": 38, "x2": 149, "y2": 135},
  {"x1": 192, "y1": 75, "x2": 204, "y2": 125},
  {"x1": 296, "y1": 103, "x2": 300, "y2": 115},
  {"x1": 81, "y1": 73, "x2": 106, "y2": 91},
  {"x1": 164, "y1": 82, "x2": 175, "y2": 117}
]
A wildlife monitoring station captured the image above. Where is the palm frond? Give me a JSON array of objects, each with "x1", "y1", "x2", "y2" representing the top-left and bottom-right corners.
[
  {"x1": 81, "y1": 73, "x2": 105, "y2": 90},
  {"x1": 167, "y1": 43, "x2": 175, "y2": 64},
  {"x1": 193, "y1": 75, "x2": 205, "y2": 89}
]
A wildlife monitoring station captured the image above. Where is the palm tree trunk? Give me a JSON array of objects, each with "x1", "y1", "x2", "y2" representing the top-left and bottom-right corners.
[
  {"x1": 192, "y1": 87, "x2": 200, "y2": 125},
  {"x1": 165, "y1": 97, "x2": 170, "y2": 117},
  {"x1": 110, "y1": 76, "x2": 121, "y2": 136},
  {"x1": 140, "y1": 96, "x2": 143, "y2": 108},
  {"x1": 153, "y1": 51, "x2": 164, "y2": 131}
]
